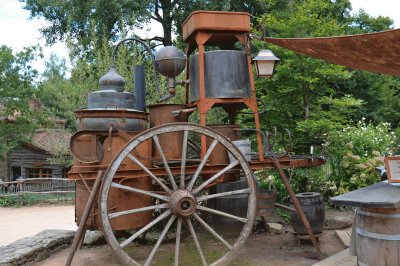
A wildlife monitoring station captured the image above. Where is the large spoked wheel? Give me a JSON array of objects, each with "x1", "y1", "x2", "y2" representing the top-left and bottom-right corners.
[{"x1": 100, "y1": 123, "x2": 257, "y2": 266}]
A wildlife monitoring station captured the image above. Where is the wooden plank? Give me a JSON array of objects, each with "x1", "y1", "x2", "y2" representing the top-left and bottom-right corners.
[
  {"x1": 335, "y1": 230, "x2": 352, "y2": 247},
  {"x1": 312, "y1": 249, "x2": 356, "y2": 266}
]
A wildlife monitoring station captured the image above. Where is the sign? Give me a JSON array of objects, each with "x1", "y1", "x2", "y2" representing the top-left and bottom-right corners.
[{"x1": 384, "y1": 156, "x2": 400, "y2": 183}]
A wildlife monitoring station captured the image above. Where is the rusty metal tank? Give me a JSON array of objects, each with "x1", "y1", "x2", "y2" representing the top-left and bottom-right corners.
[
  {"x1": 206, "y1": 124, "x2": 241, "y2": 164},
  {"x1": 148, "y1": 104, "x2": 188, "y2": 160},
  {"x1": 206, "y1": 124, "x2": 241, "y2": 183},
  {"x1": 75, "y1": 109, "x2": 148, "y2": 132},
  {"x1": 74, "y1": 131, "x2": 153, "y2": 230},
  {"x1": 189, "y1": 50, "x2": 251, "y2": 102}
]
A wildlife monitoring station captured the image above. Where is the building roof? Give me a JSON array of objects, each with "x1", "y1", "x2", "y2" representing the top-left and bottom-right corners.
[
  {"x1": 265, "y1": 29, "x2": 400, "y2": 76},
  {"x1": 30, "y1": 129, "x2": 72, "y2": 156}
]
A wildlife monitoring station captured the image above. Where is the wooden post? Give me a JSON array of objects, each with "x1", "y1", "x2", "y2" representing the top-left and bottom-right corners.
[
  {"x1": 65, "y1": 170, "x2": 104, "y2": 266},
  {"x1": 272, "y1": 158, "x2": 322, "y2": 258}
]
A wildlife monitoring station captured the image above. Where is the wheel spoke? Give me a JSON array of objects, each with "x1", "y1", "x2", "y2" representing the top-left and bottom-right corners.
[
  {"x1": 120, "y1": 210, "x2": 171, "y2": 248},
  {"x1": 127, "y1": 153, "x2": 172, "y2": 194},
  {"x1": 197, "y1": 205, "x2": 247, "y2": 223},
  {"x1": 144, "y1": 215, "x2": 176, "y2": 266},
  {"x1": 196, "y1": 188, "x2": 250, "y2": 202},
  {"x1": 187, "y1": 139, "x2": 218, "y2": 190},
  {"x1": 153, "y1": 135, "x2": 178, "y2": 191},
  {"x1": 187, "y1": 218, "x2": 208, "y2": 266},
  {"x1": 174, "y1": 218, "x2": 182, "y2": 266},
  {"x1": 111, "y1": 182, "x2": 169, "y2": 201},
  {"x1": 108, "y1": 203, "x2": 168, "y2": 219},
  {"x1": 192, "y1": 160, "x2": 239, "y2": 194},
  {"x1": 193, "y1": 212, "x2": 233, "y2": 250},
  {"x1": 180, "y1": 130, "x2": 189, "y2": 189}
]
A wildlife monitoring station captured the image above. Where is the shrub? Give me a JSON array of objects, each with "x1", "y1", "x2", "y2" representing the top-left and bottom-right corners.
[{"x1": 323, "y1": 120, "x2": 396, "y2": 194}]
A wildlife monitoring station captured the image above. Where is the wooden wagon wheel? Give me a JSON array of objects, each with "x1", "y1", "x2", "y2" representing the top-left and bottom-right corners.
[{"x1": 100, "y1": 123, "x2": 257, "y2": 266}]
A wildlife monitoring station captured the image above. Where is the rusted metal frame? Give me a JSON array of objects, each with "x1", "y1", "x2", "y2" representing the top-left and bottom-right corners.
[
  {"x1": 75, "y1": 109, "x2": 148, "y2": 119},
  {"x1": 271, "y1": 158, "x2": 322, "y2": 258},
  {"x1": 67, "y1": 157, "x2": 326, "y2": 180},
  {"x1": 66, "y1": 170, "x2": 104, "y2": 266},
  {"x1": 79, "y1": 173, "x2": 91, "y2": 193}
]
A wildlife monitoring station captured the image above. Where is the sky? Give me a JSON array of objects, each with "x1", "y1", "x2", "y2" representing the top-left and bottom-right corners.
[{"x1": 0, "y1": 0, "x2": 399, "y2": 76}]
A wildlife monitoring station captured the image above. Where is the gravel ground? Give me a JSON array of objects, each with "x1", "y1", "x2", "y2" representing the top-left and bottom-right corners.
[{"x1": 0, "y1": 205, "x2": 77, "y2": 246}]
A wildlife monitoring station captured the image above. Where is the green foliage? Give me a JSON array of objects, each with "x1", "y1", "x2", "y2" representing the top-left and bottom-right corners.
[
  {"x1": 0, "y1": 193, "x2": 74, "y2": 207},
  {"x1": 0, "y1": 45, "x2": 51, "y2": 155},
  {"x1": 256, "y1": 167, "x2": 334, "y2": 203},
  {"x1": 324, "y1": 120, "x2": 396, "y2": 194}
]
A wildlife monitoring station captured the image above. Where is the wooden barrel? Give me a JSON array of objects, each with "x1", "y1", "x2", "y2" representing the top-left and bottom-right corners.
[
  {"x1": 290, "y1": 192, "x2": 325, "y2": 234},
  {"x1": 356, "y1": 207, "x2": 400, "y2": 266},
  {"x1": 257, "y1": 185, "x2": 276, "y2": 217},
  {"x1": 213, "y1": 180, "x2": 248, "y2": 236}
]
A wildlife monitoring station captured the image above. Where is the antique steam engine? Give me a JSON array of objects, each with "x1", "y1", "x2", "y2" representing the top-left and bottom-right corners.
[{"x1": 67, "y1": 11, "x2": 325, "y2": 266}]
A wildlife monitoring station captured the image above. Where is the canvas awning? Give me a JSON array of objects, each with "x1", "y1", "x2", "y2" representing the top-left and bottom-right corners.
[{"x1": 264, "y1": 29, "x2": 400, "y2": 76}]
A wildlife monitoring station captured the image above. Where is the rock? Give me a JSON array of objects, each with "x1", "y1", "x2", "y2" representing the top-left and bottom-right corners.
[
  {"x1": 0, "y1": 229, "x2": 74, "y2": 265},
  {"x1": 268, "y1": 223, "x2": 283, "y2": 234},
  {"x1": 324, "y1": 214, "x2": 353, "y2": 230},
  {"x1": 84, "y1": 230, "x2": 106, "y2": 245}
]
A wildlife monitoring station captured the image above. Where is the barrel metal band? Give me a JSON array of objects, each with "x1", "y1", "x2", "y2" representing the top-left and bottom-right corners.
[
  {"x1": 356, "y1": 227, "x2": 400, "y2": 241},
  {"x1": 357, "y1": 209, "x2": 400, "y2": 218}
]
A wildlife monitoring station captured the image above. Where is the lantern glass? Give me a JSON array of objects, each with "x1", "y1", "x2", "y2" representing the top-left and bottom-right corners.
[
  {"x1": 255, "y1": 61, "x2": 275, "y2": 78},
  {"x1": 253, "y1": 49, "x2": 280, "y2": 78}
]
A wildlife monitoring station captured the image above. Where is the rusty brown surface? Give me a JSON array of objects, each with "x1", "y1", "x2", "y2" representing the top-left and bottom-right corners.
[
  {"x1": 68, "y1": 156, "x2": 326, "y2": 180},
  {"x1": 148, "y1": 104, "x2": 188, "y2": 160},
  {"x1": 182, "y1": 10, "x2": 250, "y2": 41},
  {"x1": 265, "y1": 29, "x2": 400, "y2": 76}
]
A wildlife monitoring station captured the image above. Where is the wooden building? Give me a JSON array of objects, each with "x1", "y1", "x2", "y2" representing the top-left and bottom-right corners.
[{"x1": 7, "y1": 129, "x2": 71, "y2": 181}]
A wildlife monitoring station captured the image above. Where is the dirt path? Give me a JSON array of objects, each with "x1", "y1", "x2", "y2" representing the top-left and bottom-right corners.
[
  {"x1": 0, "y1": 205, "x2": 77, "y2": 246},
  {"x1": 34, "y1": 230, "x2": 344, "y2": 266}
]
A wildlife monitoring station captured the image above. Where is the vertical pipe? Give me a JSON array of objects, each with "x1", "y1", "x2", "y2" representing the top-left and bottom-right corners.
[{"x1": 134, "y1": 65, "x2": 146, "y2": 111}]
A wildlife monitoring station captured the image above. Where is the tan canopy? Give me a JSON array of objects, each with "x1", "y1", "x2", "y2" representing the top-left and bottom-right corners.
[{"x1": 264, "y1": 29, "x2": 400, "y2": 76}]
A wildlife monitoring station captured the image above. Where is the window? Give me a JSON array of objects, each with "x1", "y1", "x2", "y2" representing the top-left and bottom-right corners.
[
  {"x1": 12, "y1": 167, "x2": 22, "y2": 180},
  {"x1": 26, "y1": 168, "x2": 52, "y2": 178}
]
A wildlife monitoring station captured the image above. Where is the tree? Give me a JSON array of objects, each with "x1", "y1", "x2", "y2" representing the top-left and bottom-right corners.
[
  {"x1": 0, "y1": 45, "x2": 46, "y2": 155},
  {"x1": 21, "y1": 0, "x2": 273, "y2": 55}
]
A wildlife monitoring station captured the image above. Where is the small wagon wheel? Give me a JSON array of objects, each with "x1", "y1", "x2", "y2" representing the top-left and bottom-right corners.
[{"x1": 100, "y1": 123, "x2": 257, "y2": 266}]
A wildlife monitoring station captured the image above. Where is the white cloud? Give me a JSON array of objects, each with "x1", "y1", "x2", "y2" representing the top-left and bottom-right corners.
[{"x1": 350, "y1": 0, "x2": 400, "y2": 27}]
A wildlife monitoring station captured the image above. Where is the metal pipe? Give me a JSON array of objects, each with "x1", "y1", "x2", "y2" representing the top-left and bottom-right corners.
[{"x1": 134, "y1": 65, "x2": 146, "y2": 111}]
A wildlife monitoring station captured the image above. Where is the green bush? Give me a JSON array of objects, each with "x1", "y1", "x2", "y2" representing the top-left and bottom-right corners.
[{"x1": 323, "y1": 120, "x2": 396, "y2": 195}]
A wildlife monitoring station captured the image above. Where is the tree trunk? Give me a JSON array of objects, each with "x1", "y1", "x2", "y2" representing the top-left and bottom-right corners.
[
  {"x1": 303, "y1": 84, "x2": 310, "y2": 120},
  {"x1": 160, "y1": 0, "x2": 173, "y2": 46}
]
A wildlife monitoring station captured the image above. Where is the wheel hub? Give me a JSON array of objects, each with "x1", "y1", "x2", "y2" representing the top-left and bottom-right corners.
[{"x1": 169, "y1": 190, "x2": 196, "y2": 217}]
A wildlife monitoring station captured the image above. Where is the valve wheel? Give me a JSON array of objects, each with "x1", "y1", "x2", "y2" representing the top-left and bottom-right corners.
[{"x1": 100, "y1": 123, "x2": 257, "y2": 266}]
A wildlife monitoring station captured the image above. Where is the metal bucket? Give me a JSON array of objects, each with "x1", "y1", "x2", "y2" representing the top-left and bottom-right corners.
[
  {"x1": 148, "y1": 104, "x2": 188, "y2": 160},
  {"x1": 189, "y1": 50, "x2": 251, "y2": 102}
]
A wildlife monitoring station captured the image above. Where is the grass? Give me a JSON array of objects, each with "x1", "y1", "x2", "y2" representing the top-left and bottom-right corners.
[{"x1": 0, "y1": 192, "x2": 74, "y2": 207}]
